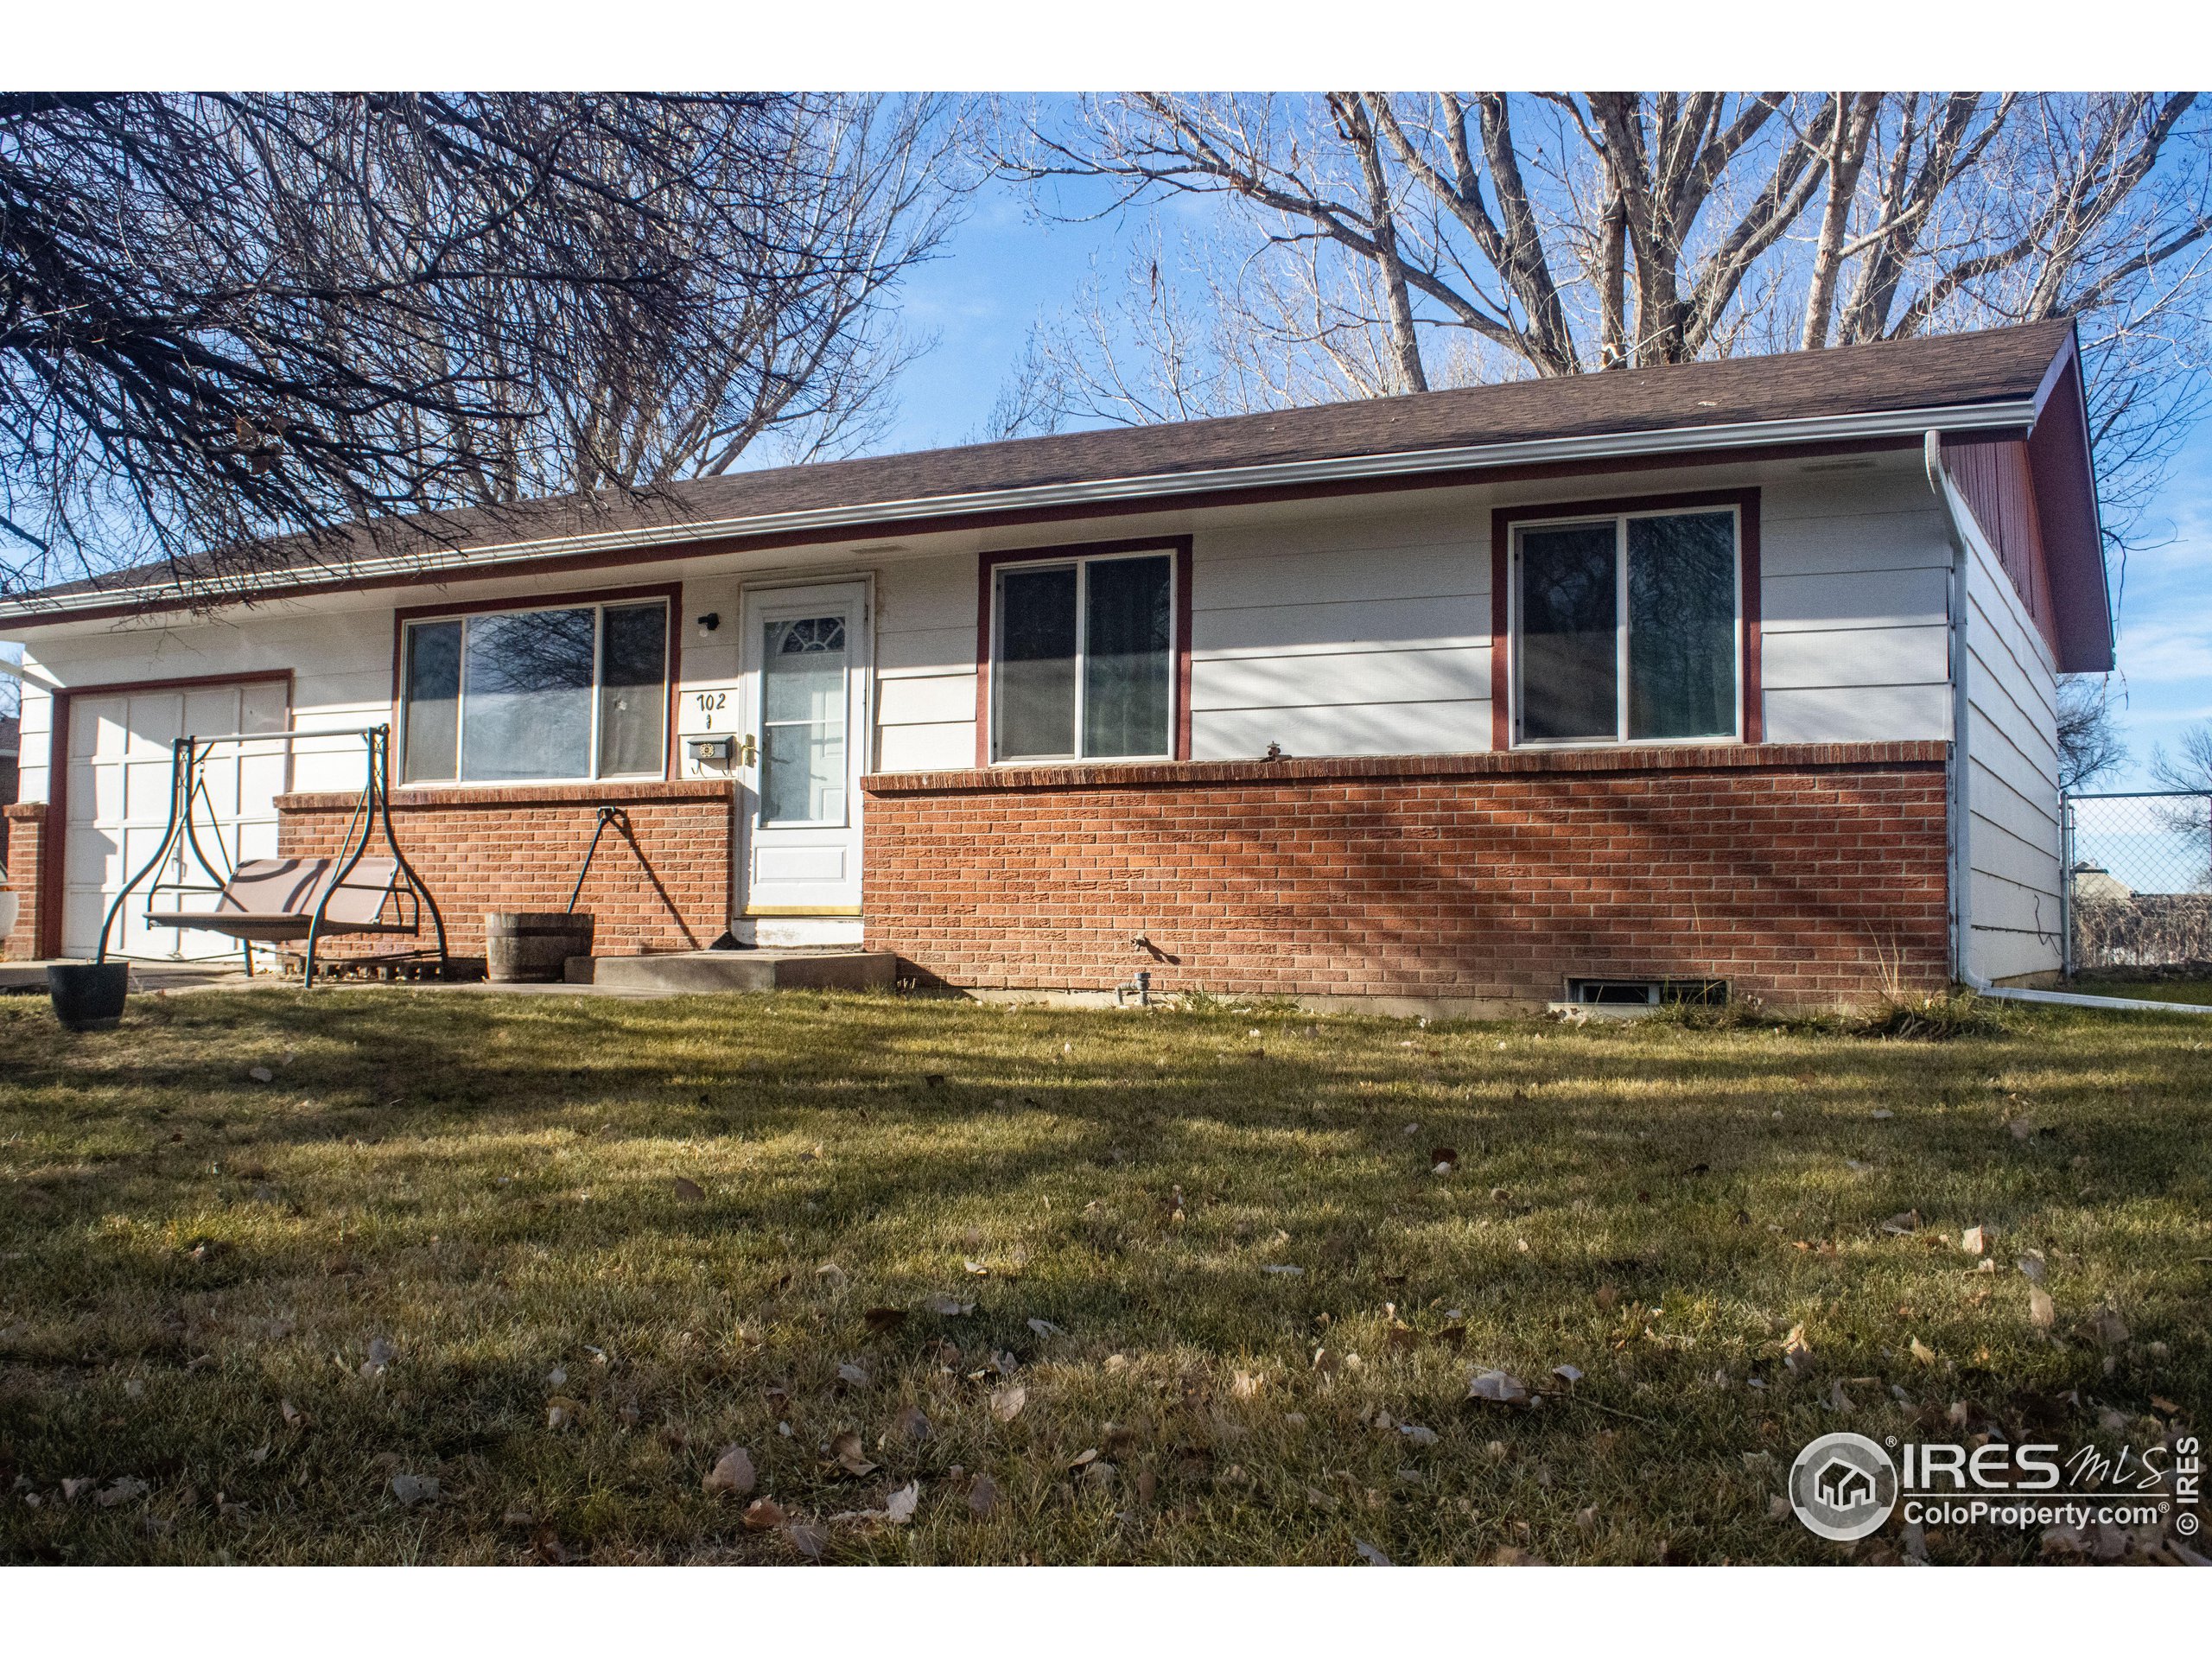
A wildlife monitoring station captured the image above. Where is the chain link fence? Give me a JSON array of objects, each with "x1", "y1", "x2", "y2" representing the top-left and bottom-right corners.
[{"x1": 2063, "y1": 790, "x2": 2212, "y2": 975}]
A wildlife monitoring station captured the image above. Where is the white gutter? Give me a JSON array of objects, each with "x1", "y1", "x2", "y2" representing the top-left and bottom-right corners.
[
  {"x1": 1923, "y1": 430, "x2": 2212, "y2": 1016},
  {"x1": 0, "y1": 397, "x2": 2037, "y2": 623}
]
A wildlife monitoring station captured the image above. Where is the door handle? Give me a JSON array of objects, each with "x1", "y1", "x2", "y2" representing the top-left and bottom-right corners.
[{"x1": 739, "y1": 734, "x2": 759, "y2": 766}]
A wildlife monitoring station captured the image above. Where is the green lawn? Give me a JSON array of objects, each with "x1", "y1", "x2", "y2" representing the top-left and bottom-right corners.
[{"x1": 2, "y1": 986, "x2": 2206, "y2": 1565}]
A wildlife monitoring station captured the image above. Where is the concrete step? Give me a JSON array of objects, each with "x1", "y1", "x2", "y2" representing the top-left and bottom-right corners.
[{"x1": 577, "y1": 949, "x2": 897, "y2": 995}]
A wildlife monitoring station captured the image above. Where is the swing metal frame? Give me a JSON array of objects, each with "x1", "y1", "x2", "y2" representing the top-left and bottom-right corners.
[{"x1": 94, "y1": 724, "x2": 448, "y2": 987}]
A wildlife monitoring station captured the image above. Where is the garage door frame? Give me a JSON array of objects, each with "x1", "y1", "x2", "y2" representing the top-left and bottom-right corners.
[{"x1": 41, "y1": 669, "x2": 294, "y2": 959}]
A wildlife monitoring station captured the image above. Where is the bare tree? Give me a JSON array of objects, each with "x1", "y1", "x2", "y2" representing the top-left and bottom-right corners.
[
  {"x1": 2057, "y1": 676, "x2": 2129, "y2": 791},
  {"x1": 0, "y1": 92, "x2": 969, "y2": 598},
  {"x1": 1002, "y1": 92, "x2": 2212, "y2": 535}
]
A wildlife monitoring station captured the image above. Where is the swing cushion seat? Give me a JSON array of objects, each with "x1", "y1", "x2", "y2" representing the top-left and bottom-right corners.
[{"x1": 146, "y1": 857, "x2": 413, "y2": 941}]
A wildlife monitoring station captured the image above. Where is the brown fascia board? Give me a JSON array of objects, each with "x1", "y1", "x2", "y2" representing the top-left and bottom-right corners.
[
  {"x1": 2024, "y1": 329, "x2": 2116, "y2": 674},
  {"x1": 1, "y1": 320, "x2": 2077, "y2": 631}
]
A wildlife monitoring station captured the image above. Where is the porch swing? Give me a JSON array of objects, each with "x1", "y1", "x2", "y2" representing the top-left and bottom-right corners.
[{"x1": 98, "y1": 724, "x2": 448, "y2": 987}]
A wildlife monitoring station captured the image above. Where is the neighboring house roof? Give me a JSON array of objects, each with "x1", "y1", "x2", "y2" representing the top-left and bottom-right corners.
[
  {"x1": 0, "y1": 711, "x2": 18, "y2": 760},
  {"x1": 0, "y1": 319, "x2": 2107, "y2": 664}
]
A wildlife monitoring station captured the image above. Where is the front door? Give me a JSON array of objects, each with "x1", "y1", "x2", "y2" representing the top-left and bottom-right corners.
[{"x1": 738, "y1": 581, "x2": 870, "y2": 918}]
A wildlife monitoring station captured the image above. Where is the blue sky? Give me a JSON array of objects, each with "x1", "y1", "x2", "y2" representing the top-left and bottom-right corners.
[{"x1": 884, "y1": 173, "x2": 2212, "y2": 790}]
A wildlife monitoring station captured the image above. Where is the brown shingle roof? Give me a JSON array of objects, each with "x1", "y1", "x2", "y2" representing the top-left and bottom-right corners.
[{"x1": 9, "y1": 320, "x2": 2078, "y2": 619}]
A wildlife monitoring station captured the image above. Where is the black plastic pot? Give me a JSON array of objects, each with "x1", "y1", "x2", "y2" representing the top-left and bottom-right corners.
[{"x1": 48, "y1": 961, "x2": 130, "y2": 1032}]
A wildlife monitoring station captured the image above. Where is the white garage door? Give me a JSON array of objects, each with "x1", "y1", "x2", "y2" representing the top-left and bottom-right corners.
[{"x1": 63, "y1": 682, "x2": 290, "y2": 960}]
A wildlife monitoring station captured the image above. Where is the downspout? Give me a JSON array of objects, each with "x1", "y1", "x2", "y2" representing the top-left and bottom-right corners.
[
  {"x1": 1927, "y1": 430, "x2": 1974, "y2": 991},
  {"x1": 1923, "y1": 430, "x2": 2212, "y2": 1015}
]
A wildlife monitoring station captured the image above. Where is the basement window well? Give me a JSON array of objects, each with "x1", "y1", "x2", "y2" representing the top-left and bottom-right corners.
[{"x1": 1566, "y1": 978, "x2": 1729, "y2": 1007}]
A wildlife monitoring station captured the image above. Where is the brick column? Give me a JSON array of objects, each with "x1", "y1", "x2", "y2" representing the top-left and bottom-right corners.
[{"x1": 3, "y1": 801, "x2": 48, "y2": 959}]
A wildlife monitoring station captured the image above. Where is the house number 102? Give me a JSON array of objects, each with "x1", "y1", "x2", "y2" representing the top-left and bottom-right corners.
[{"x1": 695, "y1": 691, "x2": 728, "y2": 728}]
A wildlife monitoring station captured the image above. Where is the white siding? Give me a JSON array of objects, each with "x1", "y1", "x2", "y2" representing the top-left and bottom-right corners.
[
  {"x1": 1956, "y1": 509, "x2": 2063, "y2": 983},
  {"x1": 1189, "y1": 502, "x2": 1491, "y2": 760},
  {"x1": 874, "y1": 552, "x2": 976, "y2": 772},
  {"x1": 19, "y1": 607, "x2": 397, "y2": 804},
  {"x1": 1756, "y1": 472, "x2": 1952, "y2": 744}
]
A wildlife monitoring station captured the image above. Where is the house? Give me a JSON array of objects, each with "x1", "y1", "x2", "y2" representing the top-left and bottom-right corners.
[{"x1": 0, "y1": 320, "x2": 2108, "y2": 1012}]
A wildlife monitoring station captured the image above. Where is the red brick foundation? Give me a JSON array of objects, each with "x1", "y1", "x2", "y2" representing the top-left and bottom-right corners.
[
  {"x1": 3, "y1": 800, "x2": 46, "y2": 959},
  {"x1": 861, "y1": 742, "x2": 1952, "y2": 1009},
  {"x1": 276, "y1": 779, "x2": 736, "y2": 959}
]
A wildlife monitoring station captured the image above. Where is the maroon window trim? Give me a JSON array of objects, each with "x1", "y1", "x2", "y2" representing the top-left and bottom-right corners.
[
  {"x1": 974, "y1": 536, "x2": 1195, "y2": 767},
  {"x1": 389, "y1": 581, "x2": 684, "y2": 786},
  {"x1": 37, "y1": 668, "x2": 296, "y2": 958},
  {"x1": 1491, "y1": 487, "x2": 1762, "y2": 751}
]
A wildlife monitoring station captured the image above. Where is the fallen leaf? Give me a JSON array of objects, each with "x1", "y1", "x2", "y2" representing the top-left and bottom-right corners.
[
  {"x1": 390, "y1": 1472, "x2": 438, "y2": 1506},
  {"x1": 1871, "y1": 1109, "x2": 1894, "y2": 1121},
  {"x1": 1428, "y1": 1147, "x2": 1459, "y2": 1170},
  {"x1": 2018, "y1": 1250, "x2": 2048, "y2": 1284},
  {"x1": 786, "y1": 1522, "x2": 828, "y2": 1560},
  {"x1": 671, "y1": 1177, "x2": 705, "y2": 1203},
  {"x1": 703, "y1": 1445, "x2": 756, "y2": 1498},
  {"x1": 1769, "y1": 1494, "x2": 1794, "y2": 1520},
  {"x1": 1230, "y1": 1370, "x2": 1261, "y2": 1400},
  {"x1": 1468, "y1": 1370, "x2": 1530, "y2": 1406},
  {"x1": 836, "y1": 1362, "x2": 872, "y2": 1389},
  {"x1": 2007, "y1": 1117, "x2": 2037, "y2": 1141},
  {"x1": 887, "y1": 1406, "x2": 931, "y2": 1444},
  {"x1": 280, "y1": 1398, "x2": 311, "y2": 1430},
  {"x1": 1910, "y1": 1338, "x2": 1937, "y2": 1366},
  {"x1": 2030, "y1": 1286, "x2": 2056, "y2": 1330},
  {"x1": 1576, "y1": 1505, "x2": 1599, "y2": 1535},
  {"x1": 863, "y1": 1307, "x2": 908, "y2": 1335},
  {"x1": 1783, "y1": 1324, "x2": 1814, "y2": 1374},
  {"x1": 1551, "y1": 1363, "x2": 1584, "y2": 1385},
  {"x1": 248, "y1": 1067, "x2": 274, "y2": 1084},
  {"x1": 741, "y1": 1497, "x2": 787, "y2": 1531},
  {"x1": 815, "y1": 1262, "x2": 848, "y2": 1289},
  {"x1": 924, "y1": 1295, "x2": 976, "y2": 1317},
  {"x1": 546, "y1": 1395, "x2": 582, "y2": 1431},
  {"x1": 883, "y1": 1481, "x2": 920, "y2": 1524},
  {"x1": 1961, "y1": 1224, "x2": 1987, "y2": 1255},
  {"x1": 1353, "y1": 1538, "x2": 1394, "y2": 1566},
  {"x1": 988, "y1": 1385, "x2": 1027, "y2": 1423},
  {"x1": 359, "y1": 1336, "x2": 396, "y2": 1378},
  {"x1": 1594, "y1": 1286, "x2": 1618, "y2": 1313},
  {"x1": 1026, "y1": 1318, "x2": 1065, "y2": 1338},
  {"x1": 968, "y1": 1475, "x2": 1000, "y2": 1516},
  {"x1": 963, "y1": 1259, "x2": 990, "y2": 1277},
  {"x1": 95, "y1": 1477, "x2": 148, "y2": 1508},
  {"x1": 1261, "y1": 1264, "x2": 1304, "y2": 1276},
  {"x1": 1879, "y1": 1209, "x2": 1923, "y2": 1236},
  {"x1": 1397, "y1": 1423, "x2": 1440, "y2": 1447},
  {"x1": 1068, "y1": 1448, "x2": 1100, "y2": 1470},
  {"x1": 830, "y1": 1430, "x2": 878, "y2": 1477},
  {"x1": 2091, "y1": 1305, "x2": 2129, "y2": 1347}
]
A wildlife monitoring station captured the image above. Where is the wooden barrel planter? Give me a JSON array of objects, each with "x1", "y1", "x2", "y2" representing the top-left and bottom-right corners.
[{"x1": 485, "y1": 912, "x2": 595, "y2": 983}]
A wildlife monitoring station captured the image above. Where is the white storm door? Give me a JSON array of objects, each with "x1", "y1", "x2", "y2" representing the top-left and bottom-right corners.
[
  {"x1": 63, "y1": 680, "x2": 289, "y2": 959},
  {"x1": 739, "y1": 582, "x2": 869, "y2": 916}
]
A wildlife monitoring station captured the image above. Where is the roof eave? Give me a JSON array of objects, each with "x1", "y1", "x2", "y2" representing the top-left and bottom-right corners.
[{"x1": 0, "y1": 396, "x2": 2039, "y2": 630}]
